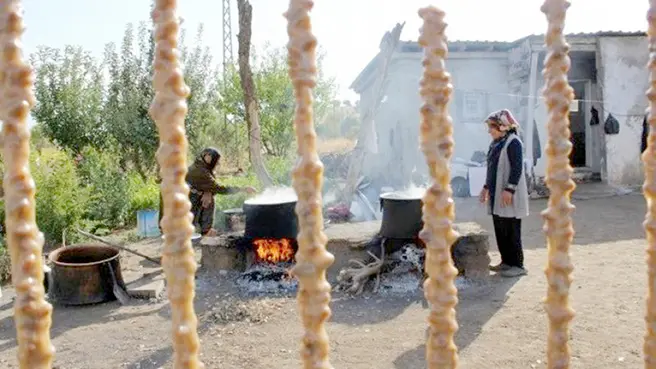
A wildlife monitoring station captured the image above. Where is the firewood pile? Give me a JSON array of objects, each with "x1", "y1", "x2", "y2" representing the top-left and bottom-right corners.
[{"x1": 335, "y1": 238, "x2": 426, "y2": 295}]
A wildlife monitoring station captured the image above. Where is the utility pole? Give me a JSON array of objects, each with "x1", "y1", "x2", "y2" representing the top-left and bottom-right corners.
[
  {"x1": 222, "y1": 0, "x2": 234, "y2": 80},
  {"x1": 222, "y1": 0, "x2": 235, "y2": 145}
]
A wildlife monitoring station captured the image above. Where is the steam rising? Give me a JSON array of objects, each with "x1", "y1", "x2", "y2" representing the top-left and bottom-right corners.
[
  {"x1": 244, "y1": 186, "x2": 298, "y2": 205},
  {"x1": 380, "y1": 184, "x2": 427, "y2": 200}
]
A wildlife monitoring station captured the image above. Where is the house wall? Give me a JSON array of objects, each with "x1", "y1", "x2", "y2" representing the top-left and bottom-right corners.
[
  {"x1": 353, "y1": 35, "x2": 649, "y2": 189},
  {"x1": 531, "y1": 51, "x2": 601, "y2": 177},
  {"x1": 449, "y1": 54, "x2": 513, "y2": 161},
  {"x1": 360, "y1": 52, "x2": 512, "y2": 188},
  {"x1": 363, "y1": 56, "x2": 423, "y2": 187},
  {"x1": 523, "y1": 37, "x2": 648, "y2": 186},
  {"x1": 597, "y1": 36, "x2": 649, "y2": 186}
]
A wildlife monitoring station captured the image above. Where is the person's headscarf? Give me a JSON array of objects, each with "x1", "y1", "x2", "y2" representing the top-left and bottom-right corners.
[
  {"x1": 196, "y1": 147, "x2": 222, "y2": 172},
  {"x1": 485, "y1": 109, "x2": 520, "y2": 132}
]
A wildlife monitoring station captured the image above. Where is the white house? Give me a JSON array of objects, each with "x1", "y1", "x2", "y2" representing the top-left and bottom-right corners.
[{"x1": 350, "y1": 31, "x2": 648, "y2": 190}]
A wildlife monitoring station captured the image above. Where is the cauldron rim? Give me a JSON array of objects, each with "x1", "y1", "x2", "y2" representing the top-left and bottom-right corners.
[
  {"x1": 243, "y1": 199, "x2": 297, "y2": 206},
  {"x1": 379, "y1": 192, "x2": 424, "y2": 201},
  {"x1": 48, "y1": 244, "x2": 119, "y2": 267}
]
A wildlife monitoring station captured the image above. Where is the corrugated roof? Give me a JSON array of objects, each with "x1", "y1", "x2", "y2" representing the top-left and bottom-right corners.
[
  {"x1": 350, "y1": 30, "x2": 646, "y2": 91},
  {"x1": 400, "y1": 31, "x2": 647, "y2": 52},
  {"x1": 398, "y1": 40, "x2": 511, "y2": 53},
  {"x1": 517, "y1": 30, "x2": 646, "y2": 40},
  {"x1": 508, "y1": 30, "x2": 646, "y2": 46}
]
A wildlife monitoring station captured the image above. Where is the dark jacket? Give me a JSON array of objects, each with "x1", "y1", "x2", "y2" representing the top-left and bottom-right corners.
[
  {"x1": 485, "y1": 133, "x2": 523, "y2": 197},
  {"x1": 185, "y1": 157, "x2": 237, "y2": 195}
]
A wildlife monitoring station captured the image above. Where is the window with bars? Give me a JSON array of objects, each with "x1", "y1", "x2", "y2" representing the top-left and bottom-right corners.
[{"x1": 462, "y1": 91, "x2": 486, "y2": 121}]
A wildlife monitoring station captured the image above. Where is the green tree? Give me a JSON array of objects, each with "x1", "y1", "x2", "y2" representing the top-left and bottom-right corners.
[
  {"x1": 31, "y1": 46, "x2": 105, "y2": 154},
  {"x1": 32, "y1": 22, "x2": 220, "y2": 178},
  {"x1": 103, "y1": 22, "x2": 219, "y2": 178},
  {"x1": 31, "y1": 149, "x2": 88, "y2": 245},
  {"x1": 77, "y1": 147, "x2": 131, "y2": 229},
  {"x1": 316, "y1": 100, "x2": 361, "y2": 139},
  {"x1": 237, "y1": 0, "x2": 273, "y2": 187},
  {"x1": 103, "y1": 22, "x2": 158, "y2": 178},
  {"x1": 220, "y1": 45, "x2": 337, "y2": 158},
  {"x1": 180, "y1": 24, "x2": 222, "y2": 155}
]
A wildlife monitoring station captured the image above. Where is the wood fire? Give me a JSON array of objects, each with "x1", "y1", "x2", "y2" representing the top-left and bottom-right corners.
[{"x1": 253, "y1": 238, "x2": 295, "y2": 263}]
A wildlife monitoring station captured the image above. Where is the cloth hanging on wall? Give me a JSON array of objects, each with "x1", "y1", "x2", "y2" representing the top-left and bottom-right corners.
[
  {"x1": 604, "y1": 113, "x2": 620, "y2": 135},
  {"x1": 643, "y1": 114, "x2": 649, "y2": 154},
  {"x1": 532, "y1": 119, "x2": 541, "y2": 167},
  {"x1": 590, "y1": 106, "x2": 600, "y2": 126}
]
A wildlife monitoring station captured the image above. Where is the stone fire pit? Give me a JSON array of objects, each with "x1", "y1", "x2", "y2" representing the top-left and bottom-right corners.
[{"x1": 199, "y1": 220, "x2": 490, "y2": 284}]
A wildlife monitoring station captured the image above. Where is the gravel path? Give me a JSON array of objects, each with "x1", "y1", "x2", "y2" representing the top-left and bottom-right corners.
[{"x1": 0, "y1": 193, "x2": 649, "y2": 368}]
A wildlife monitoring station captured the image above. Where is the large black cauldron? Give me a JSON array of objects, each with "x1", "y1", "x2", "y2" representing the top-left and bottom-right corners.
[
  {"x1": 379, "y1": 191, "x2": 424, "y2": 239},
  {"x1": 243, "y1": 199, "x2": 298, "y2": 239}
]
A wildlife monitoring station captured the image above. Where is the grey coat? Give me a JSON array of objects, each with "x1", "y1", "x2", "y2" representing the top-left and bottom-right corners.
[{"x1": 488, "y1": 133, "x2": 530, "y2": 219}]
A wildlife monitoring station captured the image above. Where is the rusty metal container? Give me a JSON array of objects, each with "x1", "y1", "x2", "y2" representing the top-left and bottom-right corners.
[{"x1": 47, "y1": 244, "x2": 126, "y2": 306}]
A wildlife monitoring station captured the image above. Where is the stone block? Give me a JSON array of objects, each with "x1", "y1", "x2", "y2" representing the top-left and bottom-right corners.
[
  {"x1": 324, "y1": 221, "x2": 381, "y2": 277},
  {"x1": 324, "y1": 220, "x2": 381, "y2": 249},
  {"x1": 322, "y1": 220, "x2": 491, "y2": 281},
  {"x1": 199, "y1": 233, "x2": 247, "y2": 271},
  {"x1": 126, "y1": 277, "x2": 165, "y2": 299},
  {"x1": 451, "y1": 222, "x2": 490, "y2": 280}
]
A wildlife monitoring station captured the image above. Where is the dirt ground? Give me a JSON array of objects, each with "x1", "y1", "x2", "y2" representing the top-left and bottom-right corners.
[{"x1": 0, "y1": 191, "x2": 650, "y2": 368}]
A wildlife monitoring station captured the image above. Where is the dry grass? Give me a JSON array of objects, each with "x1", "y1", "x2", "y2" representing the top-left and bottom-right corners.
[{"x1": 317, "y1": 137, "x2": 355, "y2": 154}]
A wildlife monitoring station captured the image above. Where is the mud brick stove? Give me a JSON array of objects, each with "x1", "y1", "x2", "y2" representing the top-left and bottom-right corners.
[
  {"x1": 200, "y1": 197, "x2": 300, "y2": 283},
  {"x1": 337, "y1": 190, "x2": 491, "y2": 294},
  {"x1": 201, "y1": 190, "x2": 491, "y2": 292},
  {"x1": 374, "y1": 191, "x2": 490, "y2": 277}
]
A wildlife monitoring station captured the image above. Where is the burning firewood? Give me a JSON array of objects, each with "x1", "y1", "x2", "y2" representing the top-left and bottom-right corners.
[{"x1": 336, "y1": 240, "x2": 386, "y2": 295}]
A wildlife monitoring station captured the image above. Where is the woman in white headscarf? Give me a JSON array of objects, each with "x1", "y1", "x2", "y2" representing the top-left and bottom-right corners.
[{"x1": 478, "y1": 109, "x2": 529, "y2": 277}]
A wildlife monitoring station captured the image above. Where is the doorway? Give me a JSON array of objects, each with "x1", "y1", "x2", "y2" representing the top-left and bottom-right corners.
[{"x1": 569, "y1": 82, "x2": 587, "y2": 167}]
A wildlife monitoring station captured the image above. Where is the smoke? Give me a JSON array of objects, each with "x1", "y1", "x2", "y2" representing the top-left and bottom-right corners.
[
  {"x1": 244, "y1": 186, "x2": 297, "y2": 205},
  {"x1": 380, "y1": 183, "x2": 427, "y2": 199},
  {"x1": 323, "y1": 190, "x2": 337, "y2": 205}
]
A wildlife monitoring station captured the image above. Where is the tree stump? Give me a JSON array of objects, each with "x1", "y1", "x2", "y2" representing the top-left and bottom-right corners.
[{"x1": 451, "y1": 222, "x2": 491, "y2": 280}]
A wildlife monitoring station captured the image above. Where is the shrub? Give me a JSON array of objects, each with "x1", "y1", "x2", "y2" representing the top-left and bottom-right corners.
[
  {"x1": 77, "y1": 148, "x2": 130, "y2": 229},
  {"x1": 212, "y1": 173, "x2": 260, "y2": 230},
  {"x1": 30, "y1": 149, "x2": 88, "y2": 245},
  {"x1": 265, "y1": 156, "x2": 293, "y2": 187},
  {"x1": 127, "y1": 173, "x2": 160, "y2": 226}
]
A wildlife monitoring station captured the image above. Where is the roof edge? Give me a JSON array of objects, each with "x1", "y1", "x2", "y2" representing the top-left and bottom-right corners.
[{"x1": 350, "y1": 30, "x2": 647, "y2": 92}]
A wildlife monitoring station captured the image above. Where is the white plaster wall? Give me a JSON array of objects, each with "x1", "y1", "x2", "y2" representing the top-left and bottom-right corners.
[
  {"x1": 599, "y1": 36, "x2": 648, "y2": 186},
  {"x1": 533, "y1": 94, "x2": 548, "y2": 177},
  {"x1": 365, "y1": 53, "x2": 512, "y2": 171},
  {"x1": 448, "y1": 56, "x2": 513, "y2": 161},
  {"x1": 363, "y1": 58, "x2": 424, "y2": 183}
]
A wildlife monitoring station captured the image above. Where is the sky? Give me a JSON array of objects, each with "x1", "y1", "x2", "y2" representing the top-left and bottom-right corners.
[{"x1": 21, "y1": 0, "x2": 649, "y2": 102}]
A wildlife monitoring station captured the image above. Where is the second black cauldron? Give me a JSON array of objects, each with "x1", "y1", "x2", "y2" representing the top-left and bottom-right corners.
[{"x1": 379, "y1": 190, "x2": 425, "y2": 239}]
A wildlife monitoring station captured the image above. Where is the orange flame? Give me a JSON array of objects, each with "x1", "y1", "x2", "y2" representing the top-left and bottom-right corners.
[{"x1": 253, "y1": 238, "x2": 295, "y2": 263}]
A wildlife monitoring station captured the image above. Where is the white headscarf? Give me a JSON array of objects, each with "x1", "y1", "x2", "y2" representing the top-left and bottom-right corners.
[{"x1": 485, "y1": 109, "x2": 520, "y2": 132}]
